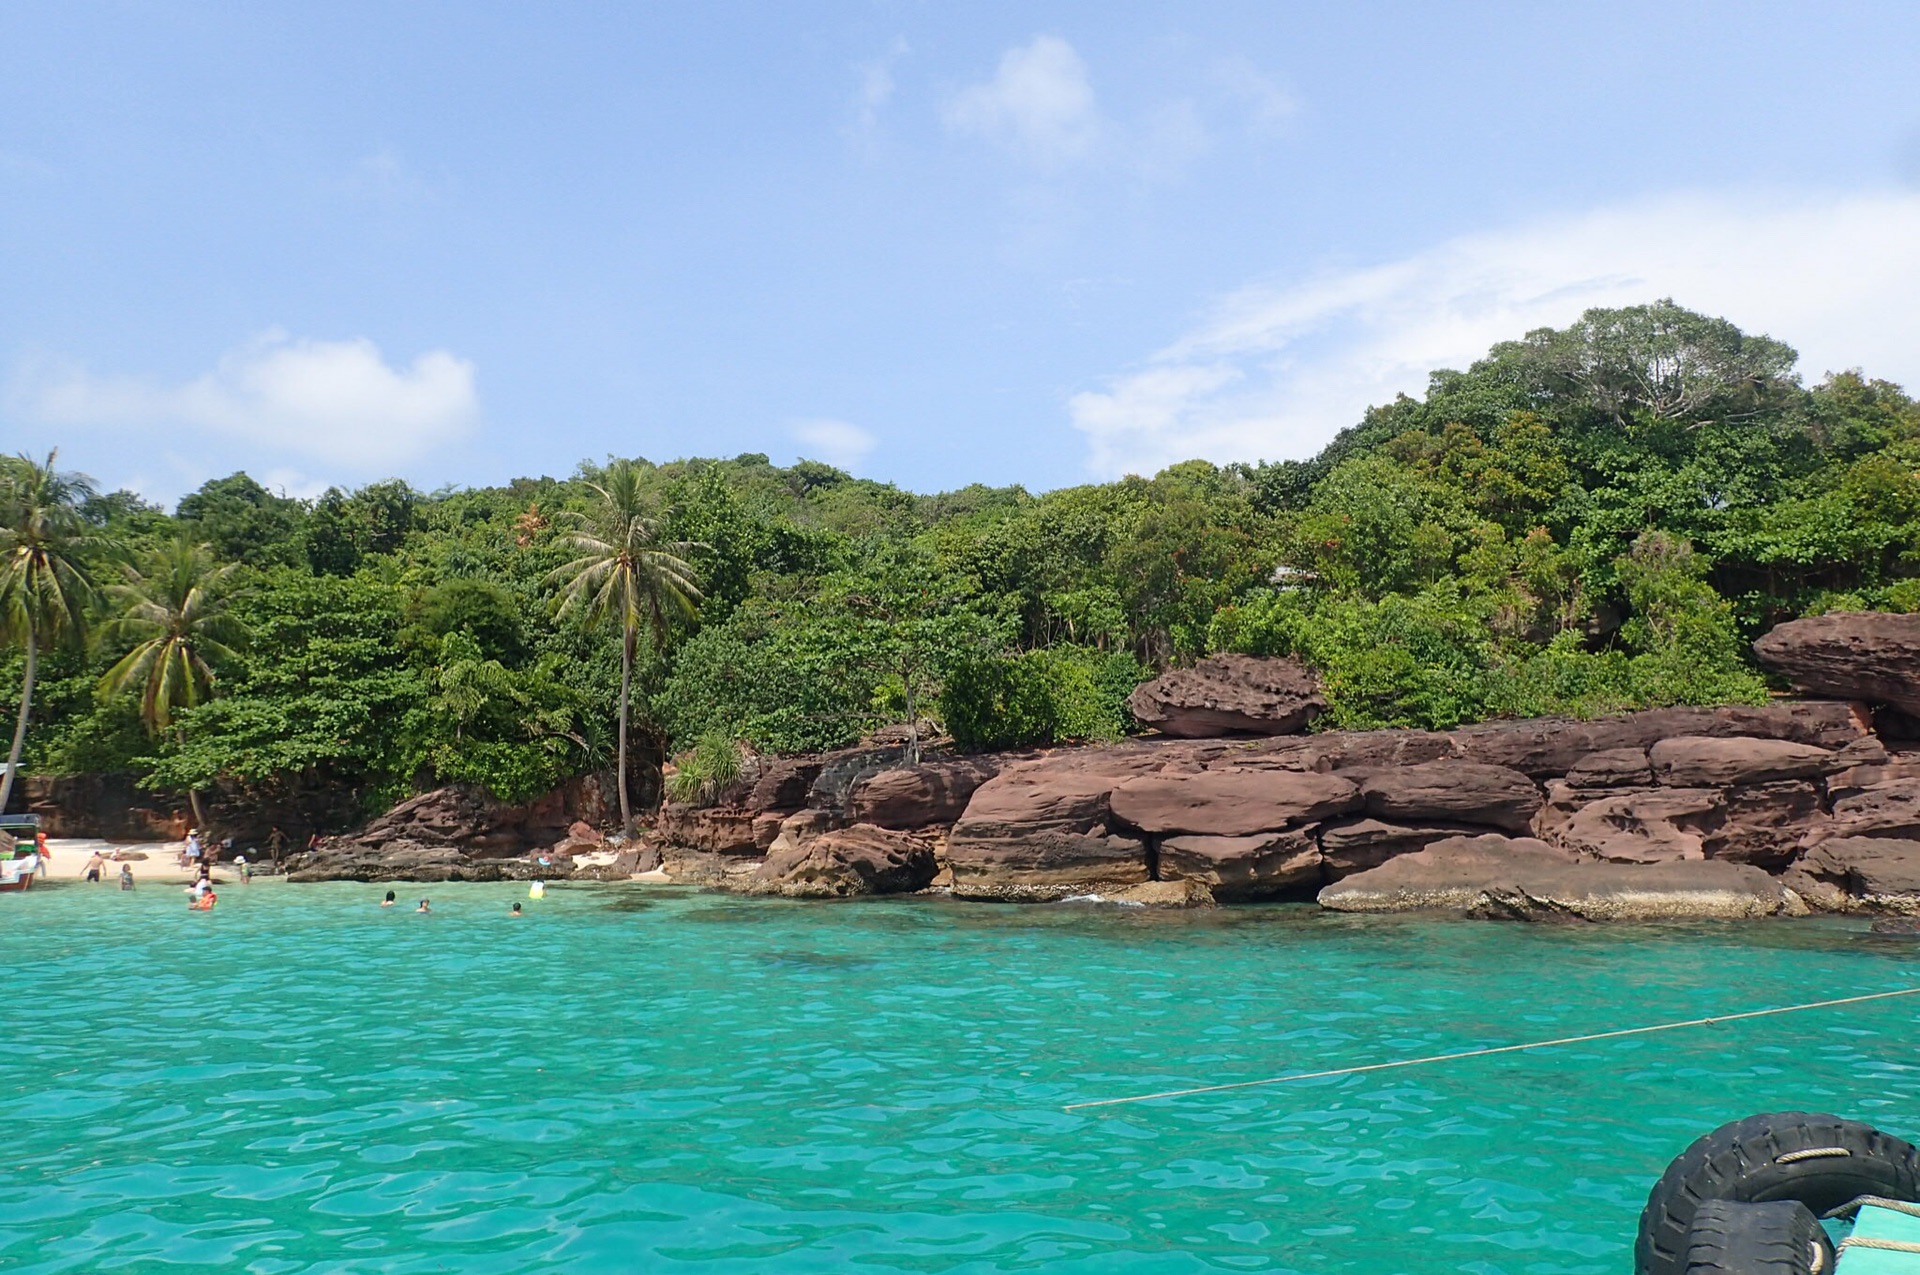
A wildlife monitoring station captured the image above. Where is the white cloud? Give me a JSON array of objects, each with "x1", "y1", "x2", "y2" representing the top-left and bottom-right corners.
[
  {"x1": 853, "y1": 37, "x2": 910, "y2": 139},
  {"x1": 1069, "y1": 189, "x2": 1920, "y2": 476},
  {"x1": 790, "y1": 418, "x2": 877, "y2": 471},
  {"x1": 945, "y1": 35, "x2": 1103, "y2": 168},
  {"x1": 13, "y1": 330, "x2": 479, "y2": 470},
  {"x1": 1211, "y1": 57, "x2": 1298, "y2": 134}
]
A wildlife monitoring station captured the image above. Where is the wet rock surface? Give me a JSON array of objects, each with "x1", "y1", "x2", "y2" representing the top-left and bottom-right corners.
[{"x1": 748, "y1": 824, "x2": 937, "y2": 898}]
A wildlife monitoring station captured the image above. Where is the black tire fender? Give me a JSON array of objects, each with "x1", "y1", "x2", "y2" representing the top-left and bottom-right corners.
[
  {"x1": 1683, "y1": 1199, "x2": 1834, "y2": 1275},
  {"x1": 1637, "y1": 1111, "x2": 1920, "y2": 1275}
]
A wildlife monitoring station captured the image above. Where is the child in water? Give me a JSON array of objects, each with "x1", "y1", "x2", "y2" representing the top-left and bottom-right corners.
[{"x1": 415, "y1": 899, "x2": 431, "y2": 913}]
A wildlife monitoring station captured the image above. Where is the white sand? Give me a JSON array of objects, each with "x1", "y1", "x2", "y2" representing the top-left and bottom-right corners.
[{"x1": 28, "y1": 838, "x2": 269, "y2": 886}]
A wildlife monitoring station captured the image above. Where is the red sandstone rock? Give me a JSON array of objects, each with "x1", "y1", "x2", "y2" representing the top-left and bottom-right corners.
[
  {"x1": 653, "y1": 804, "x2": 761, "y2": 856},
  {"x1": 748, "y1": 823, "x2": 937, "y2": 898},
  {"x1": 1704, "y1": 781, "x2": 1827, "y2": 870},
  {"x1": 845, "y1": 758, "x2": 1002, "y2": 829},
  {"x1": 1564, "y1": 748, "x2": 1654, "y2": 789},
  {"x1": 1550, "y1": 787, "x2": 1723, "y2": 863},
  {"x1": 946, "y1": 762, "x2": 1150, "y2": 900},
  {"x1": 1109, "y1": 769, "x2": 1359, "y2": 836},
  {"x1": 1126, "y1": 653, "x2": 1327, "y2": 738},
  {"x1": 1357, "y1": 761, "x2": 1542, "y2": 832},
  {"x1": 1156, "y1": 829, "x2": 1322, "y2": 898},
  {"x1": 1316, "y1": 817, "x2": 1487, "y2": 878},
  {"x1": 1648, "y1": 736, "x2": 1836, "y2": 787},
  {"x1": 1753, "y1": 611, "x2": 1920, "y2": 716},
  {"x1": 1445, "y1": 702, "x2": 1866, "y2": 777},
  {"x1": 1791, "y1": 837, "x2": 1920, "y2": 905},
  {"x1": 1826, "y1": 779, "x2": 1920, "y2": 841},
  {"x1": 1319, "y1": 833, "x2": 1785, "y2": 920}
]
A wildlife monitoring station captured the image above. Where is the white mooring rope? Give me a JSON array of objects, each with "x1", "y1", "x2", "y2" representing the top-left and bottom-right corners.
[{"x1": 1063, "y1": 986, "x2": 1920, "y2": 1112}]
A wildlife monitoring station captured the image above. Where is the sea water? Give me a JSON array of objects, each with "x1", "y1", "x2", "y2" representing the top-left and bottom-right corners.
[{"x1": 2, "y1": 882, "x2": 1916, "y2": 1274}]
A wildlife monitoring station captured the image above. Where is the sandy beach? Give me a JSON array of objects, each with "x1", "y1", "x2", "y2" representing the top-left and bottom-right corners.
[{"x1": 27, "y1": 838, "x2": 273, "y2": 886}]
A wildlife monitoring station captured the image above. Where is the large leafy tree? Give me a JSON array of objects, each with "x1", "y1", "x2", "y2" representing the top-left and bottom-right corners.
[
  {"x1": 547, "y1": 460, "x2": 702, "y2": 830},
  {"x1": 0, "y1": 451, "x2": 107, "y2": 814}
]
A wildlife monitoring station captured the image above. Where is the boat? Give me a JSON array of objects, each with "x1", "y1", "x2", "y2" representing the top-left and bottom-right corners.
[
  {"x1": 0, "y1": 814, "x2": 41, "y2": 893},
  {"x1": 1637, "y1": 1110, "x2": 1920, "y2": 1273}
]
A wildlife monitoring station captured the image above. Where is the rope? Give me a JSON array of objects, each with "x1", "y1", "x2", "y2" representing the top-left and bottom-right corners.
[
  {"x1": 1063, "y1": 986, "x2": 1920, "y2": 1112},
  {"x1": 1826, "y1": 1195, "x2": 1920, "y2": 1221},
  {"x1": 1840, "y1": 1237, "x2": 1920, "y2": 1255}
]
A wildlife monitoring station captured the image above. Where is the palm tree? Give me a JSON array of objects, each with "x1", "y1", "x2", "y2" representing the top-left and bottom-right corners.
[
  {"x1": 545, "y1": 461, "x2": 701, "y2": 830},
  {"x1": 98, "y1": 535, "x2": 247, "y2": 825},
  {"x1": 0, "y1": 451, "x2": 106, "y2": 815}
]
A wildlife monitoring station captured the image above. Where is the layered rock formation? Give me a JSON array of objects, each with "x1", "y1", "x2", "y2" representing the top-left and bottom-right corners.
[
  {"x1": 1125, "y1": 654, "x2": 1326, "y2": 737},
  {"x1": 1753, "y1": 611, "x2": 1920, "y2": 717}
]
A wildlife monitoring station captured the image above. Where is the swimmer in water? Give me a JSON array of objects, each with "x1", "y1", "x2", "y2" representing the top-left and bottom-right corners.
[
  {"x1": 510, "y1": 902, "x2": 523, "y2": 917},
  {"x1": 415, "y1": 899, "x2": 431, "y2": 913},
  {"x1": 382, "y1": 890, "x2": 396, "y2": 907}
]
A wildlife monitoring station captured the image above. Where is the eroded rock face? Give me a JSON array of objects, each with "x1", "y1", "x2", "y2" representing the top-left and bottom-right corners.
[
  {"x1": 748, "y1": 824, "x2": 937, "y2": 898},
  {"x1": 946, "y1": 762, "x2": 1149, "y2": 900},
  {"x1": 1648, "y1": 736, "x2": 1836, "y2": 787},
  {"x1": 1447, "y1": 702, "x2": 1866, "y2": 777},
  {"x1": 1564, "y1": 748, "x2": 1654, "y2": 789},
  {"x1": 1317, "y1": 817, "x2": 1486, "y2": 879},
  {"x1": 1108, "y1": 770, "x2": 1359, "y2": 836},
  {"x1": 1357, "y1": 762, "x2": 1542, "y2": 833},
  {"x1": 846, "y1": 758, "x2": 1002, "y2": 830},
  {"x1": 1319, "y1": 834, "x2": 1786, "y2": 921},
  {"x1": 1552, "y1": 788, "x2": 1724, "y2": 863},
  {"x1": 1791, "y1": 837, "x2": 1920, "y2": 908},
  {"x1": 1126, "y1": 654, "x2": 1327, "y2": 738},
  {"x1": 1705, "y1": 781, "x2": 1827, "y2": 870},
  {"x1": 653, "y1": 805, "x2": 761, "y2": 856},
  {"x1": 1754, "y1": 611, "x2": 1920, "y2": 717},
  {"x1": 1827, "y1": 779, "x2": 1920, "y2": 840},
  {"x1": 1156, "y1": 829, "x2": 1322, "y2": 899}
]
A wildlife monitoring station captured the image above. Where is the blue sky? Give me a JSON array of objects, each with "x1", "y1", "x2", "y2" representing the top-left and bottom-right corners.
[{"x1": 4, "y1": 2, "x2": 1919, "y2": 505}]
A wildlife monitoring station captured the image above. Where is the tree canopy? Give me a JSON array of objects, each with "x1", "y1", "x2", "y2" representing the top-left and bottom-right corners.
[{"x1": 5, "y1": 301, "x2": 1917, "y2": 832}]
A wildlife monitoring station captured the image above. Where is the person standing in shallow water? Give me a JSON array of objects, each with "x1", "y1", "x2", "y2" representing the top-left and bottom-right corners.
[
  {"x1": 83, "y1": 850, "x2": 104, "y2": 883},
  {"x1": 381, "y1": 890, "x2": 396, "y2": 908},
  {"x1": 118, "y1": 863, "x2": 134, "y2": 890}
]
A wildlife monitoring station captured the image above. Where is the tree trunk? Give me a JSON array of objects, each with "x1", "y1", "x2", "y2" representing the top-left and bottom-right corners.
[
  {"x1": 0, "y1": 621, "x2": 34, "y2": 816},
  {"x1": 617, "y1": 623, "x2": 634, "y2": 833},
  {"x1": 188, "y1": 787, "x2": 207, "y2": 832}
]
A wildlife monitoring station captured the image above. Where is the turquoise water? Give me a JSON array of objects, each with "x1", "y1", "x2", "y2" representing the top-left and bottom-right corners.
[{"x1": 3, "y1": 883, "x2": 1918, "y2": 1274}]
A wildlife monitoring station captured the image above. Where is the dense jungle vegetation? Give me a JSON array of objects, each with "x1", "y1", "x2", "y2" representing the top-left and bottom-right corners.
[{"x1": 4, "y1": 301, "x2": 1919, "y2": 833}]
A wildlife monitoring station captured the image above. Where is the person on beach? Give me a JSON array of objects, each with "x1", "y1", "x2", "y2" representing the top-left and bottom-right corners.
[
  {"x1": 35, "y1": 832, "x2": 51, "y2": 873},
  {"x1": 510, "y1": 902, "x2": 523, "y2": 917},
  {"x1": 83, "y1": 850, "x2": 105, "y2": 883},
  {"x1": 184, "y1": 829, "x2": 202, "y2": 869},
  {"x1": 235, "y1": 853, "x2": 251, "y2": 883},
  {"x1": 415, "y1": 899, "x2": 431, "y2": 913},
  {"x1": 382, "y1": 890, "x2": 396, "y2": 907},
  {"x1": 267, "y1": 826, "x2": 287, "y2": 870},
  {"x1": 119, "y1": 863, "x2": 134, "y2": 890}
]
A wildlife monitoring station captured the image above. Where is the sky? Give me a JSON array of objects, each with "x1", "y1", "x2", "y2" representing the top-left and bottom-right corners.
[{"x1": 3, "y1": 2, "x2": 1919, "y2": 506}]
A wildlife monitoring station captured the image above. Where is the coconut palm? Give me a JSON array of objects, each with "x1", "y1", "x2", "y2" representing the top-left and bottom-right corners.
[
  {"x1": 0, "y1": 451, "x2": 107, "y2": 814},
  {"x1": 545, "y1": 460, "x2": 701, "y2": 830},
  {"x1": 98, "y1": 536, "x2": 246, "y2": 827},
  {"x1": 100, "y1": 532, "x2": 243, "y2": 707}
]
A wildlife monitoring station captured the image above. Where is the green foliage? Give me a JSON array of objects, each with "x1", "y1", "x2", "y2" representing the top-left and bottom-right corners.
[
  {"x1": 941, "y1": 645, "x2": 1146, "y2": 751},
  {"x1": 8, "y1": 301, "x2": 1918, "y2": 835},
  {"x1": 665, "y1": 730, "x2": 743, "y2": 806}
]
